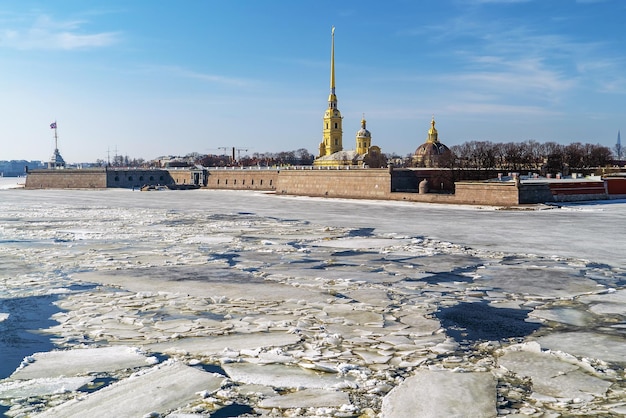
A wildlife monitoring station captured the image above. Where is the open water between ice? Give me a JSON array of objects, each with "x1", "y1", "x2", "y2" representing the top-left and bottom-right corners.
[{"x1": 0, "y1": 186, "x2": 625, "y2": 417}]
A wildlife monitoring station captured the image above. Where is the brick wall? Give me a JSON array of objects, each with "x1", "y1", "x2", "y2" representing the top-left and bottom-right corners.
[
  {"x1": 106, "y1": 169, "x2": 174, "y2": 189},
  {"x1": 452, "y1": 182, "x2": 520, "y2": 206},
  {"x1": 26, "y1": 167, "x2": 612, "y2": 206},
  {"x1": 518, "y1": 183, "x2": 554, "y2": 204},
  {"x1": 205, "y1": 169, "x2": 278, "y2": 191},
  {"x1": 26, "y1": 168, "x2": 192, "y2": 189},
  {"x1": 278, "y1": 168, "x2": 390, "y2": 199},
  {"x1": 548, "y1": 181, "x2": 607, "y2": 202},
  {"x1": 25, "y1": 169, "x2": 108, "y2": 189}
]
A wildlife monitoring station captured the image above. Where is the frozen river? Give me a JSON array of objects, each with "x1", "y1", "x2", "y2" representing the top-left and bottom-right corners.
[{"x1": 0, "y1": 184, "x2": 625, "y2": 417}]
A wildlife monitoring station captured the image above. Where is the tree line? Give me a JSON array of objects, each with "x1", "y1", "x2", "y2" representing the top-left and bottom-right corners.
[
  {"x1": 443, "y1": 140, "x2": 614, "y2": 173},
  {"x1": 92, "y1": 141, "x2": 617, "y2": 173}
]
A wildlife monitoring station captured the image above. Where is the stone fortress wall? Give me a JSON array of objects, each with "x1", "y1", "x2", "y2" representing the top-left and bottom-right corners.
[
  {"x1": 25, "y1": 168, "x2": 108, "y2": 189},
  {"x1": 25, "y1": 166, "x2": 621, "y2": 206},
  {"x1": 26, "y1": 168, "x2": 176, "y2": 190}
]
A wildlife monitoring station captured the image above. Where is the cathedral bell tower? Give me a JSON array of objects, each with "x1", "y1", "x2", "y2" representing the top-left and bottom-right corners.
[
  {"x1": 356, "y1": 116, "x2": 371, "y2": 155},
  {"x1": 318, "y1": 26, "x2": 343, "y2": 157}
]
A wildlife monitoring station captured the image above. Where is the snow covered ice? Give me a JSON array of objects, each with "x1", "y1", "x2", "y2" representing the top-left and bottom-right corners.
[{"x1": 0, "y1": 184, "x2": 625, "y2": 417}]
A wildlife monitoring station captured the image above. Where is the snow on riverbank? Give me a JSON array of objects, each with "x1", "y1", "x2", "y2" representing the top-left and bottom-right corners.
[{"x1": 0, "y1": 189, "x2": 625, "y2": 416}]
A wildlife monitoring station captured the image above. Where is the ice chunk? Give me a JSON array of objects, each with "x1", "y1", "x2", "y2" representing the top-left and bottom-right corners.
[
  {"x1": 529, "y1": 307, "x2": 593, "y2": 327},
  {"x1": 579, "y1": 289, "x2": 626, "y2": 315},
  {"x1": 34, "y1": 361, "x2": 222, "y2": 418},
  {"x1": 0, "y1": 376, "x2": 93, "y2": 399},
  {"x1": 499, "y1": 350, "x2": 611, "y2": 399},
  {"x1": 222, "y1": 362, "x2": 355, "y2": 389},
  {"x1": 145, "y1": 332, "x2": 301, "y2": 356},
  {"x1": 259, "y1": 388, "x2": 350, "y2": 409},
  {"x1": 381, "y1": 370, "x2": 496, "y2": 418},
  {"x1": 536, "y1": 332, "x2": 626, "y2": 364},
  {"x1": 397, "y1": 313, "x2": 441, "y2": 336},
  {"x1": 10, "y1": 346, "x2": 151, "y2": 380},
  {"x1": 76, "y1": 266, "x2": 331, "y2": 303},
  {"x1": 475, "y1": 265, "x2": 601, "y2": 298}
]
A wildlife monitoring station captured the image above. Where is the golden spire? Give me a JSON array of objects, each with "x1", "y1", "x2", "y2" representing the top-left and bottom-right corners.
[
  {"x1": 330, "y1": 26, "x2": 335, "y2": 91},
  {"x1": 328, "y1": 26, "x2": 337, "y2": 107}
]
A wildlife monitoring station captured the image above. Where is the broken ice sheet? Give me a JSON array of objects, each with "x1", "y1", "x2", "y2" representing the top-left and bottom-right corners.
[
  {"x1": 528, "y1": 306, "x2": 594, "y2": 327},
  {"x1": 145, "y1": 332, "x2": 301, "y2": 357},
  {"x1": 381, "y1": 370, "x2": 497, "y2": 418},
  {"x1": 475, "y1": 264, "x2": 602, "y2": 298},
  {"x1": 222, "y1": 362, "x2": 355, "y2": 389},
  {"x1": 75, "y1": 265, "x2": 332, "y2": 303},
  {"x1": 9, "y1": 346, "x2": 153, "y2": 380},
  {"x1": 498, "y1": 349, "x2": 612, "y2": 400},
  {"x1": 1, "y1": 190, "x2": 625, "y2": 417},
  {"x1": 259, "y1": 387, "x2": 350, "y2": 409},
  {"x1": 0, "y1": 376, "x2": 94, "y2": 400},
  {"x1": 34, "y1": 361, "x2": 222, "y2": 418},
  {"x1": 536, "y1": 331, "x2": 626, "y2": 365},
  {"x1": 578, "y1": 289, "x2": 626, "y2": 315}
]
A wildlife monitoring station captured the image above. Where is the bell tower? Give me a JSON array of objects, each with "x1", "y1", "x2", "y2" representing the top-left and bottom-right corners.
[
  {"x1": 319, "y1": 26, "x2": 343, "y2": 157},
  {"x1": 356, "y1": 116, "x2": 371, "y2": 155}
]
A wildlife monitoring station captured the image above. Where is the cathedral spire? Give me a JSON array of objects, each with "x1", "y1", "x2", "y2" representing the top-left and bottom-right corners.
[
  {"x1": 328, "y1": 26, "x2": 337, "y2": 108},
  {"x1": 316, "y1": 26, "x2": 343, "y2": 159}
]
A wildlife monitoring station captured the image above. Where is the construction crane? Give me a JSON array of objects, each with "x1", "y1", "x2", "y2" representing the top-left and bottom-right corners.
[
  {"x1": 217, "y1": 147, "x2": 235, "y2": 163},
  {"x1": 217, "y1": 147, "x2": 249, "y2": 163},
  {"x1": 235, "y1": 148, "x2": 249, "y2": 161}
]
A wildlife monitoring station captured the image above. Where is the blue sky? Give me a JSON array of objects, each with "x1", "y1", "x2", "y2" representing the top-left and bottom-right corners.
[{"x1": 1, "y1": 0, "x2": 625, "y2": 162}]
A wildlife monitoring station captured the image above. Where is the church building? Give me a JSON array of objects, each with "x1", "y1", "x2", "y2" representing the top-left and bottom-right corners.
[
  {"x1": 314, "y1": 28, "x2": 386, "y2": 168},
  {"x1": 412, "y1": 116, "x2": 451, "y2": 167}
]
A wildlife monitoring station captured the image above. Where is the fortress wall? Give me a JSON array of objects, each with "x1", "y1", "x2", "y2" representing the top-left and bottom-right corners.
[
  {"x1": 391, "y1": 168, "x2": 456, "y2": 192},
  {"x1": 277, "y1": 168, "x2": 390, "y2": 199},
  {"x1": 25, "y1": 169, "x2": 107, "y2": 189},
  {"x1": 449, "y1": 182, "x2": 520, "y2": 206},
  {"x1": 106, "y1": 169, "x2": 174, "y2": 188},
  {"x1": 205, "y1": 169, "x2": 278, "y2": 191},
  {"x1": 168, "y1": 170, "x2": 193, "y2": 185},
  {"x1": 518, "y1": 183, "x2": 554, "y2": 204},
  {"x1": 25, "y1": 167, "x2": 610, "y2": 206},
  {"x1": 548, "y1": 181, "x2": 607, "y2": 202}
]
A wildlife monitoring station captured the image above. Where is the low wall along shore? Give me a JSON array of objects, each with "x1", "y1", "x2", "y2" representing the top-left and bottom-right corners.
[{"x1": 25, "y1": 166, "x2": 614, "y2": 206}]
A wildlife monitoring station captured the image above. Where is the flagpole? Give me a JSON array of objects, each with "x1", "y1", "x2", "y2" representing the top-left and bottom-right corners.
[{"x1": 54, "y1": 120, "x2": 58, "y2": 151}]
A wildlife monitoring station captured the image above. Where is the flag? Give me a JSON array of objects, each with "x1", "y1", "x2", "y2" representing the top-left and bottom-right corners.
[{"x1": 50, "y1": 122, "x2": 57, "y2": 129}]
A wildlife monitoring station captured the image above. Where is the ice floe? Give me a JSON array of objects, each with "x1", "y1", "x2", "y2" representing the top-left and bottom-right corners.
[
  {"x1": 381, "y1": 370, "x2": 497, "y2": 417},
  {"x1": 34, "y1": 361, "x2": 223, "y2": 418}
]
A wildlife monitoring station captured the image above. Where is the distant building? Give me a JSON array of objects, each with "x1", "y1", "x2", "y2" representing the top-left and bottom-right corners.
[
  {"x1": 412, "y1": 116, "x2": 451, "y2": 167},
  {"x1": 0, "y1": 160, "x2": 44, "y2": 176},
  {"x1": 314, "y1": 28, "x2": 386, "y2": 168}
]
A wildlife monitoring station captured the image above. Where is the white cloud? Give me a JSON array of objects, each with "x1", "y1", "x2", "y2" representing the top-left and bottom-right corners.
[
  {"x1": 444, "y1": 101, "x2": 559, "y2": 116},
  {"x1": 453, "y1": 56, "x2": 575, "y2": 98},
  {"x1": 0, "y1": 14, "x2": 120, "y2": 50}
]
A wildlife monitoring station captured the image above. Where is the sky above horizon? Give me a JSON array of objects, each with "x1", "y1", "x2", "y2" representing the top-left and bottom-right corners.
[{"x1": 1, "y1": 0, "x2": 625, "y2": 163}]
